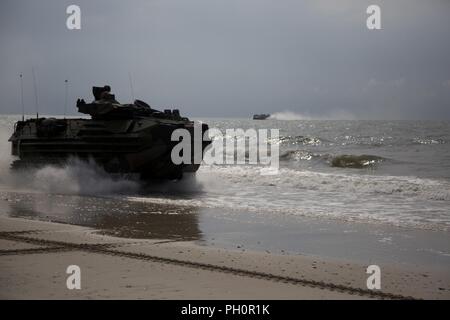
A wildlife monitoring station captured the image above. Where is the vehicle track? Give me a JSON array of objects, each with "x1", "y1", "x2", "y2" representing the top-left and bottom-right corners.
[
  {"x1": 0, "y1": 231, "x2": 415, "y2": 300},
  {"x1": 0, "y1": 247, "x2": 70, "y2": 256}
]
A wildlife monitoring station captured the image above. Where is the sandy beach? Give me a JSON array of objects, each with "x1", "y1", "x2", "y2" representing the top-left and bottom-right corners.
[
  {"x1": 2, "y1": 0, "x2": 450, "y2": 304},
  {"x1": 1, "y1": 214, "x2": 449, "y2": 299}
]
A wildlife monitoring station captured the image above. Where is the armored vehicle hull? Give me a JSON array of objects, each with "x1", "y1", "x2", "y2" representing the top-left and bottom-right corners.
[{"x1": 9, "y1": 86, "x2": 210, "y2": 180}]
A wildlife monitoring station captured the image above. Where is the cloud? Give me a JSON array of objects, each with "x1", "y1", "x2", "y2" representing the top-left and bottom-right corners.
[{"x1": 0, "y1": 0, "x2": 449, "y2": 119}]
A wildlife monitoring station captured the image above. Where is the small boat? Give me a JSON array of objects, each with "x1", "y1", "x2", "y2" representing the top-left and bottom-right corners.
[{"x1": 253, "y1": 114, "x2": 270, "y2": 120}]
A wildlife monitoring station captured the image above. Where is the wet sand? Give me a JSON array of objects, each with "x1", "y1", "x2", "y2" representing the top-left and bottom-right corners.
[
  {"x1": 0, "y1": 190, "x2": 449, "y2": 299},
  {"x1": 0, "y1": 216, "x2": 363, "y2": 299}
]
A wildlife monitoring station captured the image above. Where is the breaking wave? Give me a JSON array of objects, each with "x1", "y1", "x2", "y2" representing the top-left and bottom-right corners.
[
  {"x1": 278, "y1": 135, "x2": 323, "y2": 146},
  {"x1": 280, "y1": 150, "x2": 386, "y2": 169},
  {"x1": 280, "y1": 150, "x2": 319, "y2": 162},
  {"x1": 412, "y1": 137, "x2": 446, "y2": 145},
  {"x1": 127, "y1": 165, "x2": 450, "y2": 230},
  {"x1": 330, "y1": 154, "x2": 385, "y2": 169},
  {"x1": 199, "y1": 165, "x2": 450, "y2": 201}
]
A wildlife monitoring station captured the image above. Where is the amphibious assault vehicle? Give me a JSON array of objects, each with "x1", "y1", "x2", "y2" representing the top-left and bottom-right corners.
[{"x1": 9, "y1": 86, "x2": 210, "y2": 180}]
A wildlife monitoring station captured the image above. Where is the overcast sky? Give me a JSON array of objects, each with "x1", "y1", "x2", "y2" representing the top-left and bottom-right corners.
[{"x1": 1, "y1": 0, "x2": 449, "y2": 119}]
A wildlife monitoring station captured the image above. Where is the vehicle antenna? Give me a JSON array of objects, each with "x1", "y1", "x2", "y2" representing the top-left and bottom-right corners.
[
  {"x1": 31, "y1": 67, "x2": 39, "y2": 119},
  {"x1": 19, "y1": 73, "x2": 25, "y2": 121},
  {"x1": 128, "y1": 72, "x2": 135, "y2": 102},
  {"x1": 64, "y1": 79, "x2": 68, "y2": 119}
]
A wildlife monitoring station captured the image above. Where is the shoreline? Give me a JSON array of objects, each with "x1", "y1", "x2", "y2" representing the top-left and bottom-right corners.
[
  {"x1": 2, "y1": 189, "x2": 450, "y2": 272},
  {"x1": 1, "y1": 215, "x2": 449, "y2": 299}
]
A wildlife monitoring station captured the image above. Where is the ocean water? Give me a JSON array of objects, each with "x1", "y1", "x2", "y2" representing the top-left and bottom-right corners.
[{"x1": 1, "y1": 115, "x2": 449, "y2": 231}]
